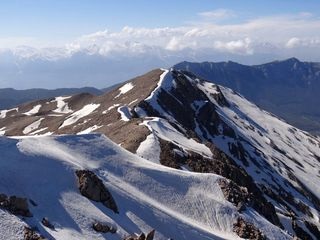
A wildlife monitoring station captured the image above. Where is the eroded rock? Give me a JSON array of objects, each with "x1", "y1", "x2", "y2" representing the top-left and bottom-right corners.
[
  {"x1": 24, "y1": 227, "x2": 45, "y2": 240},
  {"x1": 233, "y1": 218, "x2": 266, "y2": 240},
  {"x1": 218, "y1": 179, "x2": 249, "y2": 211},
  {"x1": 75, "y1": 170, "x2": 119, "y2": 213}
]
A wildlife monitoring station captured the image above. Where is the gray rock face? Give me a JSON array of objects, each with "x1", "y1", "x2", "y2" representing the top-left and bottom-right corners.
[{"x1": 75, "y1": 170, "x2": 119, "y2": 213}]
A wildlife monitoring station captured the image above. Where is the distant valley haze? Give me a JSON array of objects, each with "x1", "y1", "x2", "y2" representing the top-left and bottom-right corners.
[{"x1": 0, "y1": 0, "x2": 320, "y2": 89}]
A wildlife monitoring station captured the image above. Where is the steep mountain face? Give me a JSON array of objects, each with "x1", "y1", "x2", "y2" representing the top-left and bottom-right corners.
[
  {"x1": 0, "y1": 87, "x2": 103, "y2": 110},
  {"x1": 174, "y1": 58, "x2": 320, "y2": 135},
  {"x1": 1, "y1": 68, "x2": 320, "y2": 239}
]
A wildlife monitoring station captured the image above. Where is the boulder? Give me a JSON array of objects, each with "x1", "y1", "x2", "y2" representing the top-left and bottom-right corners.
[
  {"x1": 23, "y1": 227, "x2": 45, "y2": 240},
  {"x1": 124, "y1": 230, "x2": 155, "y2": 240},
  {"x1": 0, "y1": 193, "x2": 32, "y2": 217},
  {"x1": 75, "y1": 170, "x2": 118, "y2": 213},
  {"x1": 233, "y1": 218, "x2": 266, "y2": 240},
  {"x1": 92, "y1": 221, "x2": 116, "y2": 233},
  {"x1": 41, "y1": 217, "x2": 54, "y2": 230}
]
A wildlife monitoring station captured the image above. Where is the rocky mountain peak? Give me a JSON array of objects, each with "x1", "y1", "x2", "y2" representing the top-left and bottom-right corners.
[{"x1": 1, "y1": 67, "x2": 320, "y2": 239}]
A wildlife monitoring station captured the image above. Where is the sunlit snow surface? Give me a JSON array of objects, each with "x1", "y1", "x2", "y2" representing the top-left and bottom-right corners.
[
  {"x1": 59, "y1": 104, "x2": 100, "y2": 128},
  {"x1": 0, "y1": 134, "x2": 247, "y2": 240},
  {"x1": 23, "y1": 105, "x2": 42, "y2": 116},
  {"x1": 115, "y1": 83, "x2": 134, "y2": 98},
  {"x1": 52, "y1": 96, "x2": 73, "y2": 114}
]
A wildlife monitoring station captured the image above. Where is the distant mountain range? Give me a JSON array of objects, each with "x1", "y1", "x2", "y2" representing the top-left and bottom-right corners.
[
  {"x1": 174, "y1": 58, "x2": 320, "y2": 135},
  {"x1": 1, "y1": 68, "x2": 320, "y2": 239}
]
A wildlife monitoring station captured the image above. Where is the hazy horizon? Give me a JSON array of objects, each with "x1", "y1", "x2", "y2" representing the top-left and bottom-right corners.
[{"x1": 1, "y1": 0, "x2": 320, "y2": 89}]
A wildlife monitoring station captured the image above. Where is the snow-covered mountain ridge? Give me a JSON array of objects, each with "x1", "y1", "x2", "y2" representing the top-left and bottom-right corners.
[
  {"x1": 1, "y1": 68, "x2": 320, "y2": 239},
  {"x1": 0, "y1": 134, "x2": 241, "y2": 240}
]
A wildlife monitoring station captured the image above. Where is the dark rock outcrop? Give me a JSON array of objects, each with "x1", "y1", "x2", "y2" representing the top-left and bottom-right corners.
[
  {"x1": 41, "y1": 217, "x2": 54, "y2": 230},
  {"x1": 233, "y1": 218, "x2": 266, "y2": 240},
  {"x1": 92, "y1": 221, "x2": 117, "y2": 233},
  {"x1": 124, "y1": 230, "x2": 155, "y2": 240},
  {"x1": 0, "y1": 193, "x2": 32, "y2": 217},
  {"x1": 218, "y1": 179, "x2": 249, "y2": 210},
  {"x1": 75, "y1": 170, "x2": 118, "y2": 213},
  {"x1": 24, "y1": 227, "x2": 45, "y2": 240},
  {"x1": 292, "y1": 220, "x2": 313, "y2": 240}
]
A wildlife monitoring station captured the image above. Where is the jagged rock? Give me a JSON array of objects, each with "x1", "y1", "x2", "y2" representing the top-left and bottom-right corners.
[
  {"x1": 92, "y1": 221, "x2": 116, "y2": 233},
  {"x1": 23, "y1": 227, "x2": 45, "y2": 240},
  {"x1": 233, "y1": 218, "x2": 266, "y2": 240},
  {"x1": 146, "y1": 229, "x2": 155, "y2": 240},
  {"x1": 75, "y1": 170, "x2": 119, "y2": 213},
  {"x1": 292, "y1": 220, "x2": 313, "y2": 240},
  {"x1": 41, "y1": 217, "x2": 54, "y2": 230},
  {"x1": 305, "y1": 221, "x2": 320, "y2": 239},
  {"x1": 124, "y1": 230, "x2": 155, "y2": 240},
  {"x1": 218, "y1": 179, "x2": 249, "y2": 210},
  {"x1": 0, "y1": 193, "x2": 32, "y2": 217}
]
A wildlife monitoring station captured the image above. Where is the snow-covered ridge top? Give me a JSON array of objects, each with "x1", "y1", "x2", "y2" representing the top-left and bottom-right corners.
[
  {"x1": 145, "y1": 68, "x2": 169, "y2": 100},
  {"x1": 0, "y1": 134, "x2": 243, "y2": 240}
]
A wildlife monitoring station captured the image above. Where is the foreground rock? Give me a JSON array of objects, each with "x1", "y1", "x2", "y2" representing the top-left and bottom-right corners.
[
  {"x1": 92, "y1": 221, "x2": 117, "y2": 233},
  {"x1": 124, "y1": 229, "x2": 155, "y2": 240},
  {"x1": 24, "y1": 227, "x2": 45, "y2": 240},
  {"x1": 0, "y1": 193, "x2": 32, "y2": 217},
  {"x1": 75, "y1": 170, "x2": 119, "y2": 213},
  {"x1": 233, "y1": 218, "x2": 266, "y2": 240}
]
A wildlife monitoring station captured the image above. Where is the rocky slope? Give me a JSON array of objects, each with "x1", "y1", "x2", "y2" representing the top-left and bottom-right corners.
[
  {"x1": 1, "y1": 68, "x2": 320, "y2": 239},
  {"x1": 174, "y1": 58, "x2": 320, "y2": 135},
  {"x1": 0, "y1": 87, "x2": 103, "y2": 110}
]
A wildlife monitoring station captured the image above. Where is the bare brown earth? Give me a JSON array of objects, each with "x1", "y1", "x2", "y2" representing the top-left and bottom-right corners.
[{"x1": 0, "y1": 69, "x2": 162, "y2": 151}]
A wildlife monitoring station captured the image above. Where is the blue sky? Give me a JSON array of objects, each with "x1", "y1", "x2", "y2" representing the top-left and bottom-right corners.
[
  {"x1": 0, "y1": 0, "x2": 320, "y2": 89},
  {"x1": 1, "y1": 0, "x2": 319, "y2": 46}
]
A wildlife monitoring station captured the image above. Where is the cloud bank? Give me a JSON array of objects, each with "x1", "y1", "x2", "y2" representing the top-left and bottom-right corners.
[{"x1": 0, "y1": 11, "x2": 320, "y2": 89}]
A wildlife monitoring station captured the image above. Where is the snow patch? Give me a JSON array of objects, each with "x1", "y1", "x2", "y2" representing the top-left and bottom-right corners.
[
  {"x1": 136, "y1": 133, "x2": 161, "y2": 163},
  {"x1": 102, "y1": 104, "x2": 120, "y2": 114},
  {"x1": 23, "y1": 118, "x2": 44, "y2": 134},
  {"x1": 60, "y1": 104, "x2": 100, "y2": 128},
  {"x1": 23, "y1": 105, "x2": 42, "y2": 116},
  {"x1": 117, "y1": 106, "x2": 132, "y2": 121},
  {"x1": 115, "y1": 82, "x2": 134, "y2": 98},
  {"x1": 0, "y1": 127, "x2": 6, "y2": 136},
  {"x1": 77, "y1": 125, "x2": 102, "y2": 135},
  {"x1": 30, "y1": 127, "x2": 48, "y2": 135},
  {"x1": 53, "y1": 96, "x2": 72, "y2": 114},
  {"x1": 0, "y1": 108, "x2": 18, "y2": 118}
]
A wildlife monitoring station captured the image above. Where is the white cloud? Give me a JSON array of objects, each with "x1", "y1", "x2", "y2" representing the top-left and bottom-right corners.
[
  {"x1": 213, "y1": 38, "x2": 253, "y2": 55},
  {"x1": 286, "y1": 37, "x2": 301, "y2": 48},
  {"x1": 1, "y1": 12, "x2": 320, "y2": 62},
  {"x1": 198, "y1": 9, "x2": 236, "y2": 21}
]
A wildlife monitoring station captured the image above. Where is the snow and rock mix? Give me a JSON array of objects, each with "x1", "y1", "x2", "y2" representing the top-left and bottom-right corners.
[
  {"x1": 0, "y1": 68, "x2": 320, "y2": 239},
  {"x1": 0, "y1": 134, "x2": 245, "y2": 240}
]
